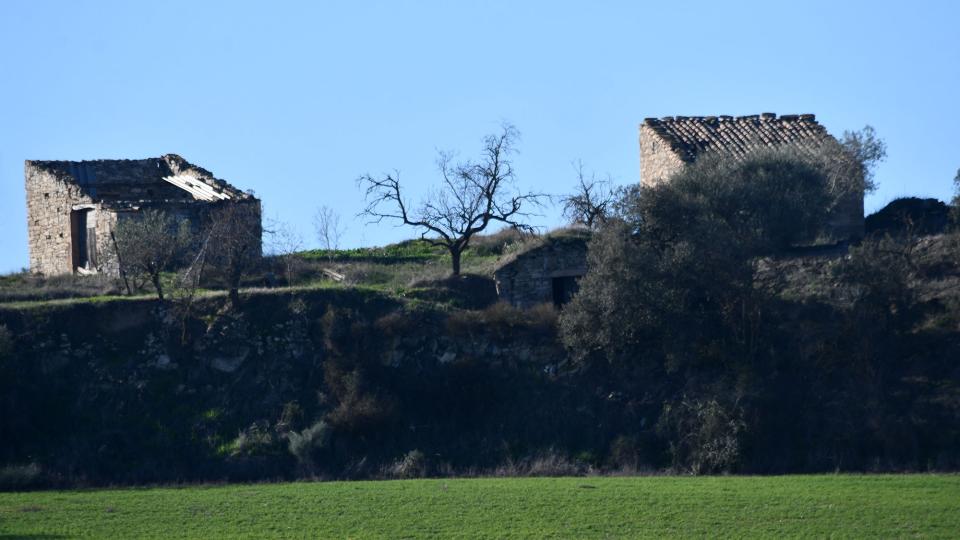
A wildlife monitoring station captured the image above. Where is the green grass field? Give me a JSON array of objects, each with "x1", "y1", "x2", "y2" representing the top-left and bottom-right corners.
[{"x1": 1, "y1": 475, "x2": 958, "y2": 538}]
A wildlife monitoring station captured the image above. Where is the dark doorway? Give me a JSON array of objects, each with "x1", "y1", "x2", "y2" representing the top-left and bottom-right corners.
[
  {"x1": 71, "y1": 209, "x2": 97, "y2": 271},
  {"x1": 551, "y1": 275, "x2": 580, "y2": 307}
]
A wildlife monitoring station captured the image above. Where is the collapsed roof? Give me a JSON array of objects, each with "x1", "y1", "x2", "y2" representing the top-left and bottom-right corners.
[{"x1": 26, "y1": 154, "x2": 255, "y2": 208}]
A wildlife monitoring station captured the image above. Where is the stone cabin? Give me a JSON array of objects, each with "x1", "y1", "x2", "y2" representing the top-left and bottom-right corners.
[
  {"x1": 640, "y1": 113, "x2": 864, "y2": 240},
  {"x1": 493, "y1": 229, "x2": 590, "y2": 308},
  {"x1": 25, "y1": 154, "x2": 261, "y2": 276}
]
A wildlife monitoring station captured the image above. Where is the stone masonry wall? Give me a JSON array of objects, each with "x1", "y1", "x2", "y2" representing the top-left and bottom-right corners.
[
  {"x1": 25, "y1": 162, "x2": 97, "y2": 275},
  {"x1": 25, "y1": 162, "x2": 127, "y2": 276},
  {"x1": 494, "y1": 238, "x2": 588, "y2": 308},
  {"x1": 639, "y1": 124, "x2": 686, "y2": 187}
]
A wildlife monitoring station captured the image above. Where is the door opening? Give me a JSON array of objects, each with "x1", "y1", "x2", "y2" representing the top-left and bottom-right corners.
[
  {"x1": 71, "y1": 209, "x2": 97, "y2": 271},
  {"x1": 551, "y1": 275, "x2": 580, "y2": 307}
]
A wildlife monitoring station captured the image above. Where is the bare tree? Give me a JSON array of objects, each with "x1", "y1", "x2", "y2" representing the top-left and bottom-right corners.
[
  {"x1": 264, "y1": 216, "x2": 305, "y2": 285},
  {"x1": 313, "y1": 205, "x2": 346, "y2": 260},
  {"x1": 112, "y1": 209, "x2": 193, "y2": 300},
  {"x1": 359, "y1": 124, "x2": 544, "y2": 275},
  {"x1": 168, "y1": 231, "x2": 212, "y2": 343},
  {"x1": 560, "y1": 160, "x2": 616, "y2": 229},
  {"x1": 207, "y1": 202, "x2": 262, "y2": 308}
]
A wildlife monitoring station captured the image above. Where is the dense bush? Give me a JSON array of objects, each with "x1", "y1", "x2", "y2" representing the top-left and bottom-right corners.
[
  {"x1": 657, "y1": 398, "x2": 746, "y2": 474},
  {"x1": 560, "y1": 147, "x2": 960, "y2": 473}
]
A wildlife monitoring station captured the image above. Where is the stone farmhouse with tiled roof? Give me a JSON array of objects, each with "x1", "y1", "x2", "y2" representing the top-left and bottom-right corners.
[
  {"x1": 639, "y1": 113, "x2": 863, "y2": 240},
  {"x1": 25, "y1": 154, "x2": 261, "y2": 276}
]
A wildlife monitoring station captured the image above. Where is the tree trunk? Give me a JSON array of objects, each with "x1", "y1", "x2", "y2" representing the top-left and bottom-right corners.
[
  {"x1": 450, "y1": 248, "x2": 462, "y2": 276},
  {"x1": 110, "y1": 231, "x2": 132, "y2": 295},
  {"x1": 228, "y1": 267, "x2": 242, "y2": 309},
  {"x1": 151, "y1": 272, "x2": 164, "y2": 301}
]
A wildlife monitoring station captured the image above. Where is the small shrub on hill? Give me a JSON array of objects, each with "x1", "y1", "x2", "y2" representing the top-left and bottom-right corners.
[
  {"x1": 386, "y1": 449, "x2": 429, "y2": 479},
  {"x1": 229, "y1": 422, "x2": 282, "y2": 459},
  {"x1": 0, "y1": 463, "x2": 45, "y2": 491},
  {"x1": 658, "y1": 398, "x2": 746, "y2": 475},
  {"x1": 287, "y1": 421, "x2": 330, "y2": 469}
]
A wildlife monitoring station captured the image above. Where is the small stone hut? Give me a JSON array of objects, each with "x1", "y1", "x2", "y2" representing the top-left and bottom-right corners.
[
  {"x1": 24, "y1": 154, "x2": 261, "y2": 276},
  {"x1": 640, "y1": 113, "x2": 864, "y2": 240},
  {"x1": 493, "y1": 229, "x2": 590, "y2": 308}
]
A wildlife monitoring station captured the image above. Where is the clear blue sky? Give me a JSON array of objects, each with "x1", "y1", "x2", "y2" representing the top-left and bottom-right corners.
[{"x1": 1, "y1": 0, "x2": 958, "y2": 273}]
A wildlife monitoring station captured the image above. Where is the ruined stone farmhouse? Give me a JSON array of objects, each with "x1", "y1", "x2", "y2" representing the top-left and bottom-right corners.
[
  {"x1": 25, "y1": 154, "x2": 261, "y2": 276},
  {"x1": 640, "y1": 113, "x2": 864, "y2": 240},
  {"x1": 496, "y1": 113, "x2": 865, "y2": 308},
  {"x1": 493, "y1": 228, "x2": 590, "y2": 308}
]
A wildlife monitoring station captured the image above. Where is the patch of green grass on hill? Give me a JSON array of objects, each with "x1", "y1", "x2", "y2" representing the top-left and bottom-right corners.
[
  {"x1": 1, "y1": 475, "x2": 958, "y2": 538},
  {"x1": 293, "y1": 231, "x2": 526, "y2": 298},
  {"x1": 0, "y1": 231, "x2": 524, "y2": 308},
  {"x1": 300, "y1": 238, "x2": 447, "y2": 262}
]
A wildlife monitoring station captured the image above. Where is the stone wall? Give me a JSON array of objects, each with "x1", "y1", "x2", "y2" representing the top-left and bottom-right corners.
[
  {"x1": 24, "y1": 162, "x2": 96, "y2": 274},
  {"x1": 639, "y1": 124, "x2": 685, "y2": 187},
  {"x1": 494, "y1": 235, "x2": 589, "y2": 308}
]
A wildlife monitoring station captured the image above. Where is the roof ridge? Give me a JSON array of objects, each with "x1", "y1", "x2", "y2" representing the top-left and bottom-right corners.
[{"x1": 644, "y1": 113, "x2": 818, "y2": 125}]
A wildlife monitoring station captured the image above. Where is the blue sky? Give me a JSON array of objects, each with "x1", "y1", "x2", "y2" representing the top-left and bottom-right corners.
[{"x1": 1, "y1": 1, "x2": 958, "y2": 273}]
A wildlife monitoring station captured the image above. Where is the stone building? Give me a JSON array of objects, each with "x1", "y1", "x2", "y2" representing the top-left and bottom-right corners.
[
  {"x1": 640, "y1": 113, "x2": 864, "y2": 240},
  {"x1": 25, "y1": 154, "x2": 261, "y2": 276},
  {"x1": 493, "y1": 229, "x2": 590, "y2": 308}
]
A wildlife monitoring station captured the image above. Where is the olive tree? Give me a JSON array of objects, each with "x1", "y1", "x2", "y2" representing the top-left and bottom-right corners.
[
  {"x1": 358, "y1": 124, "x2": 545, "y2": 275},
  {"x1": 113, "y1": 209, "x2": 193, "y2": 300}
]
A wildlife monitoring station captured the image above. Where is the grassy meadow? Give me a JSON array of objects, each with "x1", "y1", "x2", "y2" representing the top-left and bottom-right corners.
[{"x1": 1, "y1": 475, "x2": 958, "y2": 538}]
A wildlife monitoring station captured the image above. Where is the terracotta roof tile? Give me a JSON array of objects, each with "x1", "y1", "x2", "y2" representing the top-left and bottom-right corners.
[{"x1": 643, "y1": 113, "x2": 830, "y2": 163}]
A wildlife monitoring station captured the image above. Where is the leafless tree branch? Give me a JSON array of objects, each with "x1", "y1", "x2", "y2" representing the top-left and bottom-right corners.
[
  {"x1": 357, "y1": 123, "x2": 546, "y2": 274},
  {"x1": 560, "y1": 160, "x2": 616, "y2": 229}
]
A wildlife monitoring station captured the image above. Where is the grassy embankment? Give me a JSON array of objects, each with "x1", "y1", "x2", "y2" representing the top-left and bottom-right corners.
[
  {"x1": 1, "y1": 475, "x2": 959, "y2": 538},
  {"x1": 0, "y1": 235, "x2": 513, "y2": 310}
]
